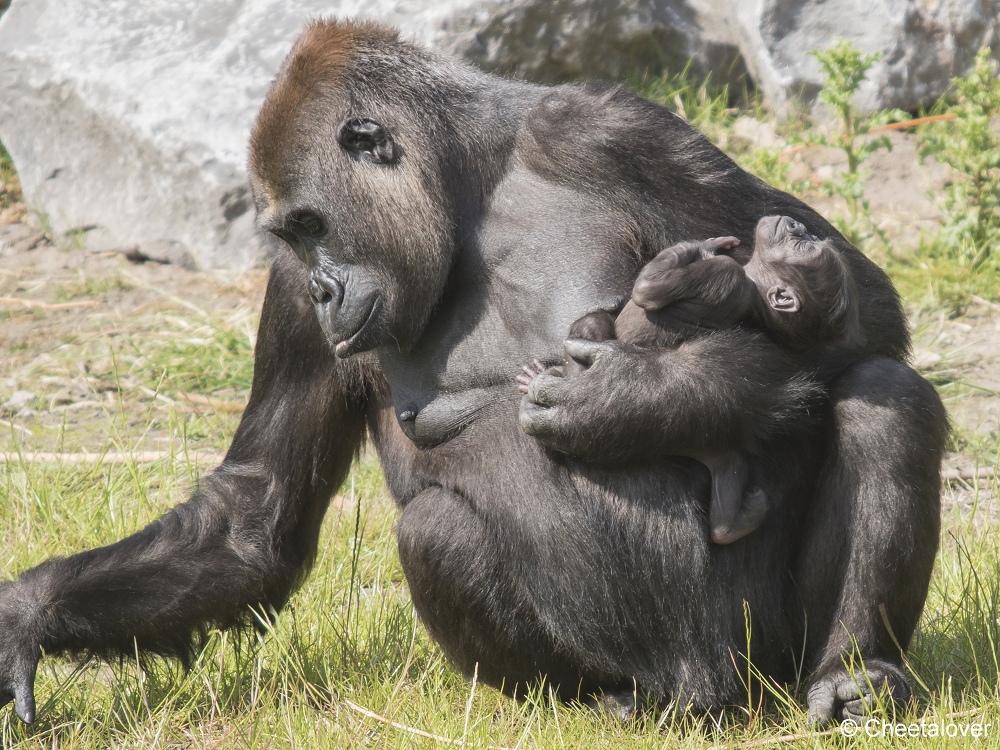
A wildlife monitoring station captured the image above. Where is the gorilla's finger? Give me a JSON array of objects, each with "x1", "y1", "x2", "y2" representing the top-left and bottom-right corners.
[
  {"x1": 518, "y1": 396, "x2": 557, "y2": 437},
  {"x1": 805, "y1": 680, "x2": 837, "y2": 727},
  {"x1": 839, "y1": 697, "x2": 870, "y2": 721},
  {"x1": 525, "y1": 370, "x2": 562, "y2": 406},
  {"x1": 563, "y1": 338, "x2": 607, "y2": 369}
]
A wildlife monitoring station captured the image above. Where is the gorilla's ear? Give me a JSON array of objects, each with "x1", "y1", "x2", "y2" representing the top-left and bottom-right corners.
[
  {"x1": 766, "y1": 285, "x2": 800, "y2": 313},
  {"x1": 337, "y1": 117, "x2": 396, "y2": 164}
]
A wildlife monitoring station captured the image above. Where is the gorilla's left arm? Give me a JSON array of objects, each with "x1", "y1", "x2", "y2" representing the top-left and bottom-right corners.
[
  {"x1": 0, "y1": 252, "x2": 368, "y2": 722},
  {"x1": 520, "y1": 328, "x2": 824, "y2": 466}
]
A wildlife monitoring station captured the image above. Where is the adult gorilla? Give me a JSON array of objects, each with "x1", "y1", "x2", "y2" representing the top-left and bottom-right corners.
[{"x1": 0, "y1": 19, "x2": 945, "y2": 725}]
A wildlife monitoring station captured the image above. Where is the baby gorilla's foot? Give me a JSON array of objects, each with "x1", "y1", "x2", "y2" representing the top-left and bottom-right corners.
[
  {"x1": 581, "y1": 690, "x2": 638, "y2": 721},
  {"x1": 515, "y1": 358, "x2": 548, "y2": 394},
  {"x1": 711, "y1": 487, "x2": 769, "y2": 545}
]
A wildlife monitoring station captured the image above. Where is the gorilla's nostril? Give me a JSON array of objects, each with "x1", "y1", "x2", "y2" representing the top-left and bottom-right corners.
[
  {"x1": 308, "y1": 278, "x2": 331, "y2": 304},
  {"x1": 308, "y1": 274, "x2": 344, "y2": 306}
]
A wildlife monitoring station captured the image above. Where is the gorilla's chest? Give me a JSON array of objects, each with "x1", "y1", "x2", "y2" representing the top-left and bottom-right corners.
[{"x1": 378, "y1": 173, "x2": 643, "y2": 448}]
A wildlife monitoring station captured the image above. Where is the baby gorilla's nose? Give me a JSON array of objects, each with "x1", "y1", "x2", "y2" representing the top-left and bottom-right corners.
[{"x1": 781, "y1": 216, "x2": 806, "y2": 237}]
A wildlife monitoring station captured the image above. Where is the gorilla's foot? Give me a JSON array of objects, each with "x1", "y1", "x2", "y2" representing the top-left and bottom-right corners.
[{"x1": 806, "y1": 658, "x2": 910, "y2": 726}]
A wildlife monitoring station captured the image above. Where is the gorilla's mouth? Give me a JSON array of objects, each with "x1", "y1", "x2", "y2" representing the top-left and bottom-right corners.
[{"x1": 335, "y1": 296, "x2": 382, "y2": 357}]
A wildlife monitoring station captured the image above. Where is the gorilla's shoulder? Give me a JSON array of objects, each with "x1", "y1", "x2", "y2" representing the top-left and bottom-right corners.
[{"x1": 518, "y1": 83, "x2": 743, "y2": 194}]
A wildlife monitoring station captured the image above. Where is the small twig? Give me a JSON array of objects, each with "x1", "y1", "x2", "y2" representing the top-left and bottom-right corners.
[
  {"x1": 343, "y1": 698, "x2": 515, "y2": 750},
  {"x1": 721, "y1": 728, "x2": 837, "y2": 748},
  {"x1": 970, "y1": 295, "x2": 1000, "y2": 312},
  {"x1": 0, "y1": 451, "x2": 222, "y2": 464},
  {"x1": 943, "y1": 467, "x2": 996, "y2": 483},
  {"x1": 869, "y1": 112, "x2": 958, "y2": 132},
  {"x1": 0, "y1": 296, "x2": 98, "y2": 310},
  {"x1": 0, "y1": 418, "x2": 32, "y2": 435},
  {"x1": 135, "y1": 385, "x2": 177, "y2": 405},
  {"x1": 177, "y1": 391, "x2": 246, "y2": 413},
  {"x1": 780, "y1": 113, "x2": 961, "y2": 157}
]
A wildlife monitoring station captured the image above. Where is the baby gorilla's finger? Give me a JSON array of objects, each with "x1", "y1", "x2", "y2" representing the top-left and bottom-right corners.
[
  {"x1": 703, "y1": 236, "x2": 740, "y2": 255},
  {"x1": 516, "y1": 359, "x2": 554, "y2": 393}
]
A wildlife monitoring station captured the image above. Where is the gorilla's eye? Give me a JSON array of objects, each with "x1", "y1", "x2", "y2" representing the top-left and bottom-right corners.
[{"x1": 286, "y1": 211, "x2": 326, "y2": 239}]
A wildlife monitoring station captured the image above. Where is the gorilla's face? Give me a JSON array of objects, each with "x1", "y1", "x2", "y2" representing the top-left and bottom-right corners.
[{"x1": 250, "y1": 82, "x2": 456, "y2": 358}]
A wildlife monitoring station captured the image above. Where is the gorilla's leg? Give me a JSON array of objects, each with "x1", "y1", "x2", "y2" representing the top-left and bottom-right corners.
[
  {"x1": 797, "y1": 358, "x2": 946, "y2": 724},
  {"x1": 397, "y1": 486, "x2": 594, "y2": 697},
  {"x1": 0, "y1": 252, "x2": 368, "y2": 722}
]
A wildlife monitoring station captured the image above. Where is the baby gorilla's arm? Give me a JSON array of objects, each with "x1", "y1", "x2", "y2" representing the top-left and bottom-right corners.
[{"x1": 631, "y1": 237, "x2": 741, "y2": 310}]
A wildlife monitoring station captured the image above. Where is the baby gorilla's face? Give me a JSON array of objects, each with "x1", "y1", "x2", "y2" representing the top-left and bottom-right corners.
[{"x1": 750, "y1": 215, "x2": 828, "y2": 265}]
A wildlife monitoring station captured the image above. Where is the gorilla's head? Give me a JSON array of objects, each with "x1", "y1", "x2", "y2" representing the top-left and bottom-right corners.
[{"x1": 248, "y1": 20, "x2": 473, "y2": 357}]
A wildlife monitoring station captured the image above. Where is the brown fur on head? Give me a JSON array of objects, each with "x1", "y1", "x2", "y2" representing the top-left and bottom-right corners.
[{"x1": 250, "y1": 19, "x2": 399, "y2": 203}]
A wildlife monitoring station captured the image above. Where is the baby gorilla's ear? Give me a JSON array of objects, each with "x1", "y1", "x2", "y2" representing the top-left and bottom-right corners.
[{"x1": 766, "y1": 286, "x2": 801, "y2": 313}]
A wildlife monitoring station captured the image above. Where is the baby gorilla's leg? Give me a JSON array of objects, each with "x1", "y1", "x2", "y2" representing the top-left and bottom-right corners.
[{"x1": 697, "y1": 451, "x2": 769, "y2": 544}]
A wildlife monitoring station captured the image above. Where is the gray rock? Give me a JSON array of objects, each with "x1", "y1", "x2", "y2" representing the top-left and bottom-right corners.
[
  {"x1": 0, "y1": 222, "x2": 46, "y2": 256},
  {"x1": 0, "y1": 0, "x2": 746, "y2": 271},
  {"x1": 0, "y1": 0, "x2": 996, "y2": 270},
  {"x1": 3, "y1": 390, "x2": 34, "y2": 412},
  {"x1": 705, "y1": 0, "x2": 1000, "y2": 116}
]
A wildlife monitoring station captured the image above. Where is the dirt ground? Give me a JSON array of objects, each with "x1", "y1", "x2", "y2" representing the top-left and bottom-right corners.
[{"x1": 0, "y1": 127, "x2": 997, "y2": 514}]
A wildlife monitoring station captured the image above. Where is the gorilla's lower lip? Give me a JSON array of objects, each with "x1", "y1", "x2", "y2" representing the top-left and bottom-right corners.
[{"x1": 335, "y1": 297, "x2": 381, "y2": 357}]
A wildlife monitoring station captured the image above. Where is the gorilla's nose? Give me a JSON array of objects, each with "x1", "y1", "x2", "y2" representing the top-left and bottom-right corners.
[
  {"x1": 308, "y1": 272, "x2": 344, "y2": 306},
  {"x1": 781, "y1": 216, "x2": 805, "y2": 236}
]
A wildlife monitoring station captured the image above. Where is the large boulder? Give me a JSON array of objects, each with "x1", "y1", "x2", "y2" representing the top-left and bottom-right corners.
[
  {"x1": 711, "y1": 0, "x2": 1000, "y2": 115},
  {"x1": 0, "y1": 0, "x2": 744, "y2": 270},
  {"x1": 0, "y1": 0, "x2": 996, "y2": 269}
]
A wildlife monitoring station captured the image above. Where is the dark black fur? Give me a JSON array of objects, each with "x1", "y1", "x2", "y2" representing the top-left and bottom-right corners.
[{"x1": 0, "y1": 19, "x2": 946, "y2": 727}]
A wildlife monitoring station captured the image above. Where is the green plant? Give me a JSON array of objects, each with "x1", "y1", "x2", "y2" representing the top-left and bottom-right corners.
[
  {"x1": 634, "y1": 64, "x2": 740, "y2": 143},
  {"x1": 0, "y1": 140, "x2": 23, "y2": 211},
  {"x1": 919, "y1": 47, "x2": 1000, "y2": 267},
  {"x1": 734, "y1": 145, "x2": 810, "y2": 196},
  {"x1": 799, "y1": 40, "x2": 907, "y2": 246}
]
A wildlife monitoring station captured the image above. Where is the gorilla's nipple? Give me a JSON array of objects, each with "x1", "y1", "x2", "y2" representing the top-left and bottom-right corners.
[{"x1": 398, "y1": 406, "x2": 418, "y2": 423}]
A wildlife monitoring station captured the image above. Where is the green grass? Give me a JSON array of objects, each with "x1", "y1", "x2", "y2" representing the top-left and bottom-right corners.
[
  {"x1": 884, "y1": 246, "x2": 1000, "y2": 316},
  {"x1": 1, "y1": 400, "x2": 999, "y2": 747},
  {"x1": 53, "y1": 276, "x2": 135, "y2": 302},
  {"x1": 0, "y1": 288, "x2": 998, "y2": 748}
]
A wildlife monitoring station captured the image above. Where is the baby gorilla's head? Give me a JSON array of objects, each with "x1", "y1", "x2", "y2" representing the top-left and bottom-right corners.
[{"x1": 745, "y1": 216, "x2": 862, "y2": 350}]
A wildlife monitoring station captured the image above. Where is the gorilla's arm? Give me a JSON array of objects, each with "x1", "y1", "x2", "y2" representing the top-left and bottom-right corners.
[
  {"x1": 0, "y1": 252, "x2": 367, "y2": 722},
  {"x1": 520, "y1": 329, "x2": 824, "y2": 466}
]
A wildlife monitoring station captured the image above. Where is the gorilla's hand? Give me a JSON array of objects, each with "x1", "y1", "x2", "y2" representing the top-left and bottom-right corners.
[
  {"x1": 0, "y1": 581, "x2": 40, "y2": 724},
  {"x1": 519, "y1": 331, "x2": 822, "y2": 464},
  {"x1": 519, "y1": 338, "x2": 666, "y2": 464}
]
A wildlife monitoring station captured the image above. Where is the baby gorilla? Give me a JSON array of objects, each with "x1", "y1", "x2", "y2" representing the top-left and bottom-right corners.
[{"x1": 518, "y1": 215, "x2": 861, "y2": 544}]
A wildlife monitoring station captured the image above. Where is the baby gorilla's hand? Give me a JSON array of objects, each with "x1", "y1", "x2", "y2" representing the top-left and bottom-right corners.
[
  {"x1": 515, "y1": 358, "x2": 550, "y2": 394},
  {"x1": 702, "y1": 236, "x2": 740, "y2": 256}
]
